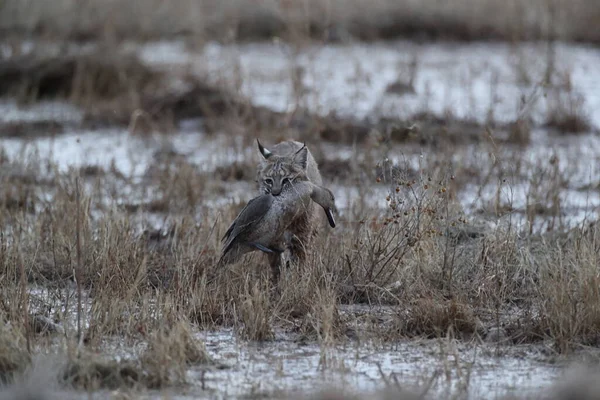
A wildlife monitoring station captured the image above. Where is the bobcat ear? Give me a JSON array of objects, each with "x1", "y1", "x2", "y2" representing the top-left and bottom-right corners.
[
  {"x1": 257, "y1": 139, "x2": 272, "y2": 159},
  {"x1": 293, "y1": 144, "x2": 308, "y2": 169}
]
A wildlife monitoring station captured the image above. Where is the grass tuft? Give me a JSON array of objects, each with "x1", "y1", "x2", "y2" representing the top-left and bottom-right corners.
[
  {"x1": 0, "y1": 324, "x2": 31, "y2": 384},
  {"x1": 62, "y1": 352, "x2": 142, "y2": 390},
  {"x1": 141, "y1": 320, "x2": 212, "y2": 388}
]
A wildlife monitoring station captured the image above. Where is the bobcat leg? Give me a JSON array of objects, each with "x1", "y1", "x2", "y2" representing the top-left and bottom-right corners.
[{"x1": 267, "y1": 252, "x2": 283, "y2": 285}]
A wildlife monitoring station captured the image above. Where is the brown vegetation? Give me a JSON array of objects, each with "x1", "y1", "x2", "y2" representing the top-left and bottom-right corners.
[
  {"x1": 0, "y1": 48, "x2": 547, "y2": 150},
  {"x1": 0, "y1": 130, "x2": 598, "y2": 400},
  {"x1": 0, "y1": 5, "x2": 598, "y2": 397},
  {"x1": 0, "y1": 51, "x2": 158, "y2": 103},
  {"x1": 0, "y1": 324, "x2": 30, "y2": 384},
  {"x1": 1, "y1": 140, "x2": 596, "y2": 354},
  {"x1": 1, "y1": 0, "x2": 600, "y2": 44}
]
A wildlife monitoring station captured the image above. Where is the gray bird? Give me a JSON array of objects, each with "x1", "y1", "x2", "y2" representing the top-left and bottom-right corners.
[{"x1": 218, "y1": 181, "x2": 336, "y2": 267}]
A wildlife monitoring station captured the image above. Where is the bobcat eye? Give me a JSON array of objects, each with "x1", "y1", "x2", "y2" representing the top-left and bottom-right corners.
[
  {"x1": 282, "y1": 178, "x2": 293, "y2": 187},
  {"x1": 264, "y1": 178, "x2": 273, "y2": 186}
]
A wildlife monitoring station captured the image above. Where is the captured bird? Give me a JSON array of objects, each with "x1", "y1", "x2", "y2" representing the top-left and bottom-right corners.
[{"x1": 218, "y1": 180, "x2": 336, "y2": 279}]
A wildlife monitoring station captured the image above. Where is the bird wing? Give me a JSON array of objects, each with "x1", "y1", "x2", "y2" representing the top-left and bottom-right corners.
[{"x1": 222, "y1": 194, "x2": 273, "y2": 250}]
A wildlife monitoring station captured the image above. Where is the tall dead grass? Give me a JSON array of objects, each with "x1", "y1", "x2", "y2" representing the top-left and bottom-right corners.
[{"x1": 1, "y1": 140, "x2": 598, "y2": 350}]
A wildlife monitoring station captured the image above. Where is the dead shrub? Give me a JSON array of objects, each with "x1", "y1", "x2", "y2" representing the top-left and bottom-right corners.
[{"x1": 336, "y1": 163, "x2": 465, "y2": 304}]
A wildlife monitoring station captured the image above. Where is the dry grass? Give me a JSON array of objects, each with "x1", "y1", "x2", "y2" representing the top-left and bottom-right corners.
[
  {"x1": 0, "y1": 162, "x2": 597, "y2": 398},
  {"x1": 62, "y1": 353, "x2": 142, "y2": 390},
  {"x1": 0, "y1": 324, "x2": 31, "y2": 384},
  {"x1": 1, "y1": 0, "x2": 600, "y2": 43},
  {"x1": 140, "y1": 320, "x2": 213, "y2": 388},
  {"x1": 0, "y1": 87, "x2": 596, "y2": 374},
  {"x1": 392, "y1": 298, "x2": 482, "y2": 340},
  {"x1": 239, "y1": 280, "x2": 274, "y2": 341},
  {"x1": 2, "y1": 142, "x2": 595, "y2": 354}
]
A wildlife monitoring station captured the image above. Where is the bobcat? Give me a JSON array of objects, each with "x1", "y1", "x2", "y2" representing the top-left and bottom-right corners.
[{"x1": 256, "y1": 139, "x2": 334, "y2": 278}]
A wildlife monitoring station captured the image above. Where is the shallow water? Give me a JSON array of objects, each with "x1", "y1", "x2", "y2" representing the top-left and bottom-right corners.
[
  {"x1": 2, "y1": 124, "x2": 597, "y2": 232},
  {"x1": 0, "y1": 99, "x2": 82, "y2": 124},
  {"x1": 189, "y1": 329, "x2": 560, "y2": 399},
  {"x1": 0, "y1": 123, "x2": 249, "y2": 176},
  {"x1": 75, "y1": 327, "x2": 561, "y2": 399},
  {"x1": 138, "y1": 40, "x2": 600, "y2": 128},
  {"x1": 14, "y1": 287, "x2": 568, "y2": 399}
]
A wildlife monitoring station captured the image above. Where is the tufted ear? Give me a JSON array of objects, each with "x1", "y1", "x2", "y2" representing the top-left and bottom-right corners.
[
  {"x1": 257, "y1": 139, "x2": 272, "y2": 159},
  {"x1": 293, "y1": 143, "x2": 308, "y2": 169}
]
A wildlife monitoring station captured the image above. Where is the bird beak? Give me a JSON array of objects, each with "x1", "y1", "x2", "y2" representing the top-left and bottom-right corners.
[{"x1": 324, "y1": 208, "x2": 336, "y2": 228}]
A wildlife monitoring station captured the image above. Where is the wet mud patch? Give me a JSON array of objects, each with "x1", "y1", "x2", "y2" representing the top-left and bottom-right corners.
[
  {"x1": 214, "y1": 160, "x2": 258, "y2": 182},
  {"x1": 0, "y1": 119, "x2": 64, "y2": 138},
  {"x1": 318, "y1": 158, "x2": 358, "y2": 181},
  {"x1": 285, "y1": 111, "x2": 500, "y2": 147}
]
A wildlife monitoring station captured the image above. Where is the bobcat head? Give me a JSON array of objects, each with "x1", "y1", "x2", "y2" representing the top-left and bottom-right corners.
[{"x1": 256, "y1": 139, "x2": 309, "y2": 196}]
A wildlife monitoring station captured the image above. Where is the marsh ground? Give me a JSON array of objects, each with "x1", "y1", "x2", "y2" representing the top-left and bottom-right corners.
[{"x1": 1, "y1": 2, "x2": 600, "y2": 399}]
